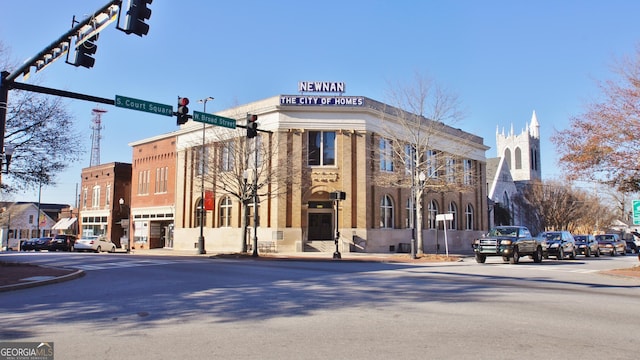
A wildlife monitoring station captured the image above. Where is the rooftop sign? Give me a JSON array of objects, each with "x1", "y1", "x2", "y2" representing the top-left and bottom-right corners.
[
  {"x1": 280, "y1": 95, "x2": 364, "y2": 106},
  {"x1": 298, "y1": 81, "x2": 345, "y2": 93}
]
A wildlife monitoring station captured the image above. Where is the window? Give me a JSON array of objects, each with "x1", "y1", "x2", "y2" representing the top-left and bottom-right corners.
[
  {"x1": 379, "y1": 138, "x2": 394, "y2": 172},
  {"x1": 106, "y1": 184, "x2": 111, "y2": 207},
  {"x1": 446, "y1": 156, "x2": 455, "y2": 183},
  {"x1": 448, "y1": 202, "x2": 457, "y2": 230},
  {"x1": 380, "y1": 195, "x2": 394, "y2": 228},
  {"x1": 155, "y1": 167, "x2": 168, "y2": 193},
  {"x1": 308, "y1": 131, "x2": 336, "y2": 166},
  {"x1": 427, "y1": 200, "x2": 438, "y2": 229},
  {"x1": 247, "y1": 137, "x2": 263, "y2": 169},
  {"x1": 92, "y1": 185, "x2": 100, "y2": 209},
  {"x1": 194, "y1": 198, "x2": 206, "y2": 228},
  {"x1": 82, "y1": 187, "x2": 88, "y2": 209},
  {"x1": 465, "y1": 204, "x2": 474, "y2": 230},
  {"x1": 221, "y1": 142, "x2": 235, "y2": 172},
  {"x1": 219, "y1": 196, "x2": 232, "y2": 227},
  {"x1": 426, "y1": 150, "x2": 437, "y2": 178},
  {"x1": 138, "y1": 170, "x2": 150, "y2": 195},
  {"x1": 515, "y1": 147, "x2": 522, "y2": 169},
  {"x1": 504, "y1": 148, "x2": 511, "y2": 170},
  {"x1": 463, "y1": 159, "x2": 473, "y2": 185},
  {"x1": 195, "y1": 146, "x2": 209, "y2": 176},
  {"x1": 404, "y1": 144, "x2": 415, "y2": 175},
  {"x1": 405, "y1": 197, "x2": 414, "y2": 228}
]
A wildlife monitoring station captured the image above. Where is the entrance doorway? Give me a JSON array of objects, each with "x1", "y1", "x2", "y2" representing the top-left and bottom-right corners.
[{"x1": 308, "y1": 212, "x2": 333, "y2": 240}]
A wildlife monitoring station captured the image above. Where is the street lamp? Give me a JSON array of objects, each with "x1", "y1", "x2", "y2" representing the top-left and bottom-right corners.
[
  {"x1": 119, "y1": 198, "x2": 130, "y2": 253},
  {"x1": 196, "y1": 97, "x2": 214, "y2": 255},
  {"x1": 2, "y1": 143, "x2": 14, "y2": 173},
  {"x1": 242, "y1": 170, "x2": 249, "y2": 253}
]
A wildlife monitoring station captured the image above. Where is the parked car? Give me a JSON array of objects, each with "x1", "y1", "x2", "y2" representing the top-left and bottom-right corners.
[
  {"x1": 20, "y1": 238, "x2": 38, "y2": 251},
  {"x1": 573, "y1": 234, "x2": 600, "y2": 257},
  {"x1": 624, "y1": 232, "x2": 640, "y2": 254},
  {"x1": 31, "y1": 237, "x2": 54, "y2": 251},
  {"x1": 48, "y1": 234, "x2": 77, "y2": 252},
  {"x1": 472, "y1": 226, "x2": 544, "y2": 264},
  {"x1": 73, "y1": 235, "x2": 116, "y2": 253},
  {"x1": 539, "y1": 231, "x2": 577, "y2": 260},
  {"x1": 595, "y1": 234, "x2": 626, "y2": 256}
]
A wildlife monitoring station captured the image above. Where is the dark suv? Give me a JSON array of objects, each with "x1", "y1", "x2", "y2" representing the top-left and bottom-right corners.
[
  {"x1": 48, "y1": 234, "x2": 77, "y2": 252},
  {"x1": 540, "y1": 231, "x2": 577, "y2": 260}
]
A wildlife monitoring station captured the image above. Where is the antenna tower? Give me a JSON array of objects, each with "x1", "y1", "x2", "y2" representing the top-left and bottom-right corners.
[{"x1": 90, "y1": 107, "x2": 107, "y2": 167}]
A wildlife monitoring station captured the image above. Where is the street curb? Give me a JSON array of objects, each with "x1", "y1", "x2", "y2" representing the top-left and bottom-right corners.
[{"x1": 0, "y1": 268, "x2": 85, "y2": 293}]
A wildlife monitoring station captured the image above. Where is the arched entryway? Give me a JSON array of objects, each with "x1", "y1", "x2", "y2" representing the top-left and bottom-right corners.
[{"x1": 306, "y1": 190, "x2": 334, "y2": 241}]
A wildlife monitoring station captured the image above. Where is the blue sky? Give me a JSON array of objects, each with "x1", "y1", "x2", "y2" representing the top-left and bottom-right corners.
[{"x1": 1, "y1": 0, "x2": 639, "y2": 205}]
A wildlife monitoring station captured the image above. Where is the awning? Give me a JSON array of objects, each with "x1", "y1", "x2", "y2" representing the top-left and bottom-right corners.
[{"x1": 52, "y1": 217, "x2": 77, "y2": 230}]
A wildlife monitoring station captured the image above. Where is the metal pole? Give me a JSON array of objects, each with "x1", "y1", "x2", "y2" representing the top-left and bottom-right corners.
[
  {"x1": 333, "y1": 197, "x2": 341, "y2": 259},
  {"x1": 0, "y1": 71, "x2": 10, "y2": 187},
  {"x1": 197, "y1": 97, "x2": 213, "y2": 255},
  {"x1": 251, "y1": 135, "x2": 259, "y2": 257}
]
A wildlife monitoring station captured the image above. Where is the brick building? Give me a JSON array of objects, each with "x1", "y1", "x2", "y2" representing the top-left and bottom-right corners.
[
  {"x1": 127, "y1": 134, "x2": 178, "y2": 249},
  {"x1": 79, "y1": 162, "x2": 131, "y2": 247}
]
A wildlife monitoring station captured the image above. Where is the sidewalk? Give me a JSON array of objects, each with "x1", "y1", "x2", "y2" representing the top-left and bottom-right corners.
[{"x1": 127, "y1": 247, "x2": 473, "y2": 262}]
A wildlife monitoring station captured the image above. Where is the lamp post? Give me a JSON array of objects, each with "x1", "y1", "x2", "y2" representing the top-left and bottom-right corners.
[
  {"x1": 2, "y1": 143, "x2": 14, "y2": 174},
  {"x1": 119, "y1": 198, "x2": 130, "y2": 253},
  {"x1": 331, "y1": 191, "x2": 346, "y2": 259},
  {"x1": 196, "y1": 97, "x2": 214, "y2": 255},
  {"x1": 415, "y1": 171, "x2": 426, "y2": 255},
  {"x1": 242, "y1": 170, "x2": 249, "y2": 253}
]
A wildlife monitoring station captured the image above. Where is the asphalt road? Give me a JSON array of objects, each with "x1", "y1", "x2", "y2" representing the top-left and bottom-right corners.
[{"x1": 0, "y1": 252, "x2": 638, "y2": 360}]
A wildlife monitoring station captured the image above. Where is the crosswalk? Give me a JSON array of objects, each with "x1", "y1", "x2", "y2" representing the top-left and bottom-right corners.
[{"x1": 15, "y1": 256, "x2": 201, "y2": 271}]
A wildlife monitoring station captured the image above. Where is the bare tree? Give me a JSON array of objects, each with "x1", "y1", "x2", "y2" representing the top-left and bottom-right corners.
[
  {"x1": 375, "y1": 72, "x2": 474, "y2": 255},
  {"x1": 552, "y1": 44, "x2": 640, "y2": 192},
  {"x1": 514, "y1": 179, "x2": 616, "y2": 235},
  {"x1": 185, "y1": 120, "x2": 295, "y2": 254},
  {"x1": 1, "y1": 42, "x2": 83, "y2": 195}
]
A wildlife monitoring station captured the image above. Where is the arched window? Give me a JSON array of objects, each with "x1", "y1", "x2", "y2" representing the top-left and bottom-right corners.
[
  {"x1": 515, "y1": 147, "x2": 522, "y2": 169},
  {"x1": 428, "y1": 200, "x2": 438, "y2": 229},
  {"x1": 219, "y1": 196, "x2": 232, "y2": 227},
  {"x1": 380, "y1": 195, "x2": 394, "y2": 228},
  {"x1": 448, "y1": 202, "x2": 457, "y2": 230},
  {"x1": 194, "y1": 198, "x2": 205, "y2": 228},
  {"x1": 405, "y1": 197, "x2": 413, "y2": 228},
  {"x1": 465, "y1": 204, "x2": 474, "y2": 230},
  {"x1": 504, "y1": 148, "x2": 511, "y2": 170}
]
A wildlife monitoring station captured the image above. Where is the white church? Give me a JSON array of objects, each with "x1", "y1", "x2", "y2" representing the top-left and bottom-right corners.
[{"x1": 486, "y1": 111, "x2": 541, "y2": 228}]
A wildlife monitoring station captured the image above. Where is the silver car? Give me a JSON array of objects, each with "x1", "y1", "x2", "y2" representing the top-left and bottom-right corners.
[{"x1": 74, "y1": 235, "x2": 116, "y2": 253}]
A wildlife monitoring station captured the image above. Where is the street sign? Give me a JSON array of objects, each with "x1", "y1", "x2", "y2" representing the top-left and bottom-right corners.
[
  {"x1": 192, "y1": 111, "x2": 237, "y2": 129},
  {"x1": 115, "y1": 95, "x2": 173, "y2": 117},
  {"x1": 633, "y1": 200, "x2": 640, "y2": 225}
]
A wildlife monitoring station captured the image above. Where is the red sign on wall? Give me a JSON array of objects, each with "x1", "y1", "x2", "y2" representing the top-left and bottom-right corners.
[{"x1": 204, "y1": 190, "x2": 214, "y2": 211}]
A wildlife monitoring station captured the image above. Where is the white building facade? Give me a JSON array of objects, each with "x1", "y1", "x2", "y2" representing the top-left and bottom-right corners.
[{"x1": 161, "y1": 91, "x2": 489, "y2": 254}]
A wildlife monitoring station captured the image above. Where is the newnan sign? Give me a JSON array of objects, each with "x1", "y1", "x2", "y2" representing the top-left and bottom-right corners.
[{"x1": 298, "y1": 81, "x2": 345, "y2": 93}]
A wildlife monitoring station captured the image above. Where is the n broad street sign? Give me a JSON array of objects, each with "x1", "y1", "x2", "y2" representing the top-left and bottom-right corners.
[
  {"x1": 115, "y1": 95, "x2": 173, "y2": 116},
  {"x1": 192, "y1": 111, "x2": 237, "y2": 129}
]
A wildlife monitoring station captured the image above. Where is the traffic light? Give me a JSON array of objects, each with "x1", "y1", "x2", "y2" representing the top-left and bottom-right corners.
[
  {"x1": 125, "y1": 0, "x2": 152, "y2": 37},
  {"x1": 73, "y1": 35, "x2": 98, "y2": 68},
  {"x1": 246, "y1": 114, "x2": 258, "y2": 138},
  {"x1": 176, "y1": 97, "x2": 189, "y2": 125}
]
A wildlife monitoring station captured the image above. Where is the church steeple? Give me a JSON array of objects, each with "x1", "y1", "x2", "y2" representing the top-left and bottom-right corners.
[
  {"x1": 495, "y1": 111, "x2": 541, "y2": 183},
  {"x1": 529, "y1": 110, "x2": 540, "y2": 138}
]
